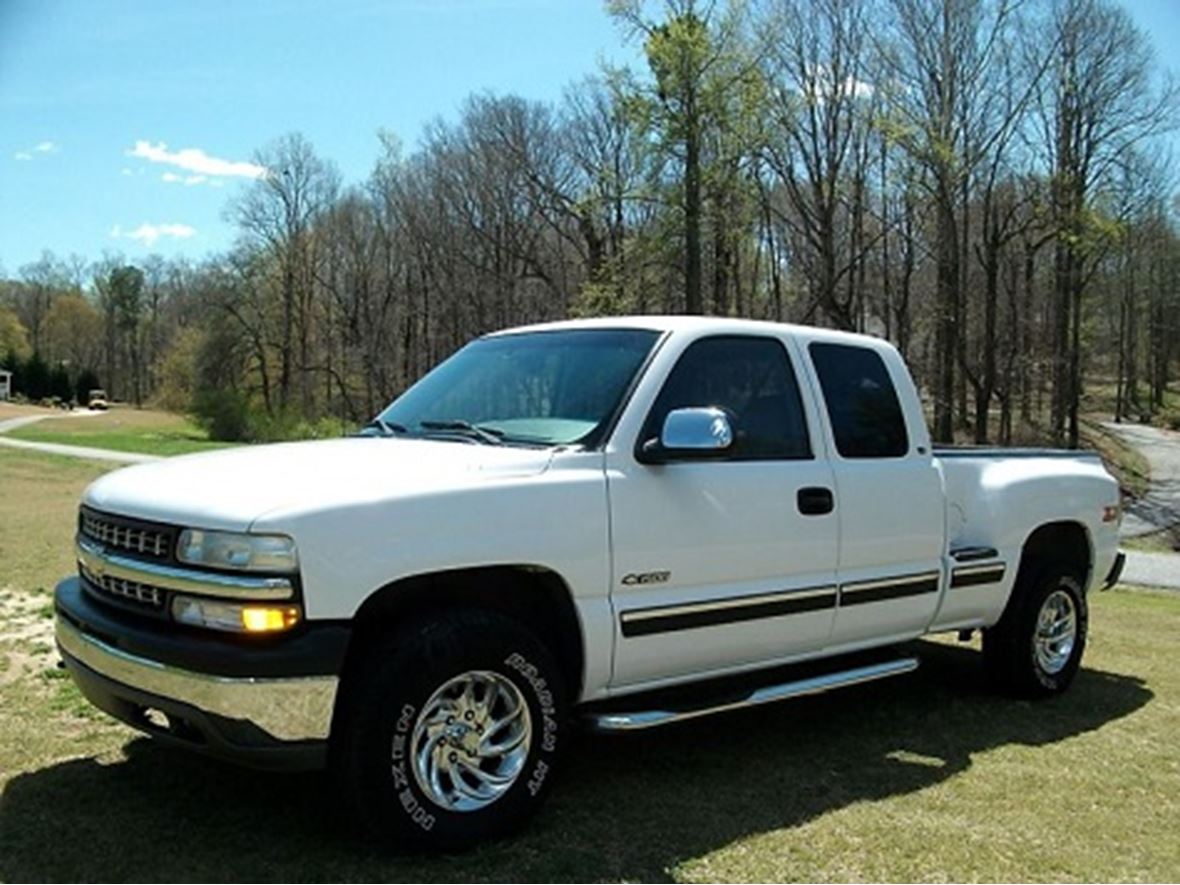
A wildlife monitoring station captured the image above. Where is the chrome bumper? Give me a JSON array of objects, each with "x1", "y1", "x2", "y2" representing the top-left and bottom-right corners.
[{"x1": 55, "y1": 614, "x2": 338, "y2": 743}]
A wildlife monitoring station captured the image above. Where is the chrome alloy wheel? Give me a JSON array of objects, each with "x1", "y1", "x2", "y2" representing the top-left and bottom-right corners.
[
  {"x1": 409, "y1": 669, "x2": 533, "y2": 812},
  {"x1": 1033, "y1": 588, "x2": 1077, "y2": 675}
]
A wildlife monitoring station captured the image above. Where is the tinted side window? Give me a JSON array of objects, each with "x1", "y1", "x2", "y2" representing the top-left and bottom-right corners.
[
  {"x1": 809, "y1": 343, "x2": 909, "y2": 458},
  {"x1": 642, "y1": 336, "x2": 811, "y2": 460}
]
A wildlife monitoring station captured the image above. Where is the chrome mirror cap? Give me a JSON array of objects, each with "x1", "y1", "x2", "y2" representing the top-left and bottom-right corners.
[
  {"x1": 662, "y1": 407, "x2": 733, "y2": 451},
  {"x1": 637, "y1": 406, "x2": 734, "y2": 463}
]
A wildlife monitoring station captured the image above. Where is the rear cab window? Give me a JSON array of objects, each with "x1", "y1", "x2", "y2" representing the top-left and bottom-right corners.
[{"x1": 808, "y1": 342, "x2": 909, "y2": 458}]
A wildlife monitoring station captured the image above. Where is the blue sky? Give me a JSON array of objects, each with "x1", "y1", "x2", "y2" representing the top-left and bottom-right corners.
[
  {"x1": 1, "y1": 0, "x2": 1177, "y2": 275},
  {"x1": 0, "y1": 0, "x2": 640, "y2": 273}
]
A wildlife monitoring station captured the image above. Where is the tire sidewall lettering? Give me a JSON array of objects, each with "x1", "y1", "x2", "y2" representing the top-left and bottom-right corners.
[
  {"x1": 388, "y1": 652, "x2": 560, "y2": 832},
  {"x1": 389, "y1": 701, "x2": 437, "y2": 832},
  {"x1": 345, "y1": 612, "x2": 567, "y2": 848},
  {"x1": 504, "y1": 651, "x2": 559, "y2": 753}
]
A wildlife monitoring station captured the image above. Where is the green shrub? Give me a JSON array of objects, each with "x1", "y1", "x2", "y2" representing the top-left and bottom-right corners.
[
  {"x1": 246, "y1": 410, "x2": 353, "y2": 442},
  {"x1": 191, "y1": 389, "x2": 354, "y2": 443},
  {"x1": 191, "y1": 388, "x2": 252, "y2": 442}
]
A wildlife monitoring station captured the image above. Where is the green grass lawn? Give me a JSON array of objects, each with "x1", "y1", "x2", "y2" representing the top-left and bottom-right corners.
[
  {"x1": 2, "y1": 407, "x2": 234, "y2": 456},
  {"x1": 1, "y1": 447, "x2": 1178, "y2": 881}
]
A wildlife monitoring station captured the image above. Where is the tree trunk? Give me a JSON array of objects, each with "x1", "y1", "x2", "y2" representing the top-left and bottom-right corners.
[
  {"x1": 684, "y1": 85, "x2": 702, "y2": 315},
  {"x1": 932, "y1": 194, "x2": 958, "y2": 443}
]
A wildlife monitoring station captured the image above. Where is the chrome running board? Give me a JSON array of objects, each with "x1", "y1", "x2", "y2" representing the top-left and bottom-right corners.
[{"x1": 584, "y1": 656, "x2": 919, "y2": 732}]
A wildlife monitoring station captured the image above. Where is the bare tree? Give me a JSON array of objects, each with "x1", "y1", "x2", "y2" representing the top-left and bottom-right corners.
[
  {"x1": 1032, "y1": 0, "x2": 1177, "y2": 445},
  {"x1": 233, "y1": 133, "x2": 340, "y2": 413},
  {"x1": 879, "y1": 0, "x2": 1020, "y2": 442},
  {"x1": 760, "y1": 0, "x2": 876, "y2": 330}
]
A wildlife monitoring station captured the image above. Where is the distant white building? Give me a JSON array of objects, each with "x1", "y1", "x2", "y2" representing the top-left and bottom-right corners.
[{"x1": 0, "y1": 369, "x2": 10, "y2": 401}]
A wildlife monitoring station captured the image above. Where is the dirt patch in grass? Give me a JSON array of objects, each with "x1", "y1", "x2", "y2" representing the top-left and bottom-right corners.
[{"x1": 0, "y1": 588, "x2": 56, "y2": 687}]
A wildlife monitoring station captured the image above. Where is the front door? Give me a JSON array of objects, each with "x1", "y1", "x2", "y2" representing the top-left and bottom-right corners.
[{"x1": 606, "y1": 334, "x2": 840, "y2": 690}]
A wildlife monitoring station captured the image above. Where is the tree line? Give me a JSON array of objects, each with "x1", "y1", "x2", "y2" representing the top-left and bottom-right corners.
[{"x1": 2, "y1": 0, "x2": 1177, "y2": 445}]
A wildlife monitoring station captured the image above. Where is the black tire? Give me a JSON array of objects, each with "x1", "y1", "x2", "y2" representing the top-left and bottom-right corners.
[
  {"x1": 982, "y1": 560, "x2": 1088, "y2": 697},
  {"x1": 332, "y1": 608, "x2": 566, "y2": 850}
]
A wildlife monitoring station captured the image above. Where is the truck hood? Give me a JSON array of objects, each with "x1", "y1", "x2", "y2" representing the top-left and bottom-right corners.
[{"x1": 83, "y1": 437, "x2": 555, "y2": 532}]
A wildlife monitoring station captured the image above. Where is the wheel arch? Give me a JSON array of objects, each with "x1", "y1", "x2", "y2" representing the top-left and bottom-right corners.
[
  {"x1": 336, "y1": 564, "x2": 585, "y2": 714},
  {"x1": 1016, "y1": 520, "x2": 1093, "y2": 590},
  {"x1": 984, "y1": 519, "x2": 1092, "y2": 697}
]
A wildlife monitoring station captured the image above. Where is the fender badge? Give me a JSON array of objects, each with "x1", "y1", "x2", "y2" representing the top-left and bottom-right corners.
[{"x1": 621, "y1": 571, "x2": 671, "y2": 586}]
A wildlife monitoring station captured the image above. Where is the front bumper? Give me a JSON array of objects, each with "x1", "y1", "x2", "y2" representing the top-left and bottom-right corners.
[{"x1": 55, "y1": 577, "x2": 348, "y2": 770}]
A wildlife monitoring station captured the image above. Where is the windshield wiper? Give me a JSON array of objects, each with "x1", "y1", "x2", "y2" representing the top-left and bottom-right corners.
[
  {"x1": 419, "y1": 420, "x2": 504, "y2": 445},
  {"x1": 358, "y1": 417, "x2": 408, "y2": 437}
]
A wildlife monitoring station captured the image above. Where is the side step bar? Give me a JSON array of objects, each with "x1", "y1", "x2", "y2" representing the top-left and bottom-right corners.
[{"x1": 584, "y1": 656, "x2": 919, "y2": 732}]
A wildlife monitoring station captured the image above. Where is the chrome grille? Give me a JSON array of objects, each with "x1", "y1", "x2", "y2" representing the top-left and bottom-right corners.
[
  {"x1": 80, "y1": 508, "x2": 172, "y2": 559},
  {"x1": 80, "y1": 565, "x2": 165, "y2": 610}
]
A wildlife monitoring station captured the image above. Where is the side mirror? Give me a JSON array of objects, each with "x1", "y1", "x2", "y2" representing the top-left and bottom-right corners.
[{"x1": 638, "y1": 407, "x2": 734, "y2": 464}]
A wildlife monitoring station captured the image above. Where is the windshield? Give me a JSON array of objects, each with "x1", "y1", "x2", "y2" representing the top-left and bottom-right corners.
[{"x1": 374, "y1": 328, "x2": 660, "y2": 447}]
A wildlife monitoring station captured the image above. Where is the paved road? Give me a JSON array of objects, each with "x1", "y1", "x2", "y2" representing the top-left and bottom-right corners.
[
  {"x1": 1101, "y1": 421, "x2": 1180, "y2": 538},
  {"x1": 1120, "y1": 551, "x2": 1180, "y2": 589},
  {"x1": 1101, "y1": 421, "x2": 1180, "y2": 589},
  {"x1": 0, "y1": 412, "x2": 160, "y2": 464}
]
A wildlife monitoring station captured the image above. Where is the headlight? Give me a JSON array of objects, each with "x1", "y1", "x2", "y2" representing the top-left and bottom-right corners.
[
  {"x1": 172, "y1": 595, "x2": 302, "y2": 634},
  {"x1": 177, "y1": 529, "x2": 298, "y2": 573}
]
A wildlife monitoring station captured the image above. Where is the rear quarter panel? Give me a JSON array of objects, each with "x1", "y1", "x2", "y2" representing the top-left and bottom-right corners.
[{"x1": 932, "y1": 454, "x2": 1120, "y2": 631}]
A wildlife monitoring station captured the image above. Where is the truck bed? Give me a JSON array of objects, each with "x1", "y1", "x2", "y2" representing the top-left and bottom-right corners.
[{"x1": 934, "y1": 445, "x2": 1102, "y2": 461}]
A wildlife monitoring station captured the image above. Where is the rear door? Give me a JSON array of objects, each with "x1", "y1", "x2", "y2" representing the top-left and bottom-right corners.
[{"x1": 804, "y1": 340, "x2": 946, "y2": 647}]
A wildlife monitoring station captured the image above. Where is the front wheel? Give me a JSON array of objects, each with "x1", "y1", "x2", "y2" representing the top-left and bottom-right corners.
[
  {"x1": 983, "y1": 562, "x2": 1088, "y2": 697},
  {"x1": 333, "y1": 608, "x2": 566, "y2": 849}
]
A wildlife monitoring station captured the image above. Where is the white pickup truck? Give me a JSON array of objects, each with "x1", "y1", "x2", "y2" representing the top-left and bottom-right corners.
[{"x1": 55, "y1": 316, "x2": 1125, "y2": 848}]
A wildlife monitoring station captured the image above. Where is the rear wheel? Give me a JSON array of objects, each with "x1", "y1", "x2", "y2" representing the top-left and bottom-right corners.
[
  {"x1": 983, "y1": 561, "x2": 1088, "y2": 697},
  {"x1": 333, "y1": 608, "x2": 566, "y2": 849}
]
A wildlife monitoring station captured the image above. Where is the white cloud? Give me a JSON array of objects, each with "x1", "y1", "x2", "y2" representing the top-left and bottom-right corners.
[
  {"x1": 13, "y1": 140, "x2": 57, "y2": 161},
  {"x1": 110, "y1": 222, "x2": 197, "y2": 246},
  {"x1": 127, "y1": 140, "x2": 266, "y2": 179},
  {"x1": 121, "y1": 167, "x2": 133, "y2": 176},
  {"x1": 795, "y1": 66, "x2": 875, "y2": 105},
  {"x1": 161, "y1": 171, "x2": 209, "y2": 186}
]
